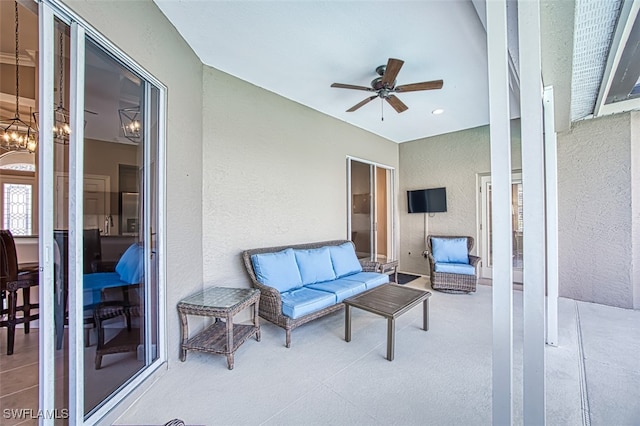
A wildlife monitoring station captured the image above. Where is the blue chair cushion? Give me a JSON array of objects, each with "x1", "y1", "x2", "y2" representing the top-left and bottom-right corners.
[
  {"x1": 251, "y1": 248, "x2": 303, "y2": 293},
  {"x1": 294, "y1": 247, "x2": 336, "y2": 285},
  {"x1": 329, "y1": 242, "x2": 363, "y2": 278},
  {"x1": 341, "y1": 271, "x2": 389, "y2": 289},
  {"x1": 83, "y1": 272, "x2": 131, "y2": 307},
  {"x1": 432, "y1": 237, "x2": 469, "y2": 264},
  {"x1": 280, "y1": 287, "x2": 337, "y2": 319},
  {"x1": 306, "y1": 278, "x2": 367, "y2": 303},
  {"x1": 115, "y1": 243, "x2": 144, "y2": 284},
  {"x1": 434, "y1": 262, "x2": 476, "y2": 276}
]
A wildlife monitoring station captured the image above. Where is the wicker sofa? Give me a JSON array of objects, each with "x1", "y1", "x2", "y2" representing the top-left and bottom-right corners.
[
  {"x1": 426, "y1": 235, "x2": 480, "y2": 293},
  {"x1": 242, "y1": 240, "x2": 388, "y2": 347}
]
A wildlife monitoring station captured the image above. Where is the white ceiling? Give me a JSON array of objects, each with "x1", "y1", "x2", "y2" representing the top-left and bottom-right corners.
[{"x1": 154, "y1": 0, "x2": 512, "y2": 143}]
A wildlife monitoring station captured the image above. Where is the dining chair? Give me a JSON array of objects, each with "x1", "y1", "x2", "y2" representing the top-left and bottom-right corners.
[{"x1": 0, "y1": 230, "x2": 39, "y2": 355}]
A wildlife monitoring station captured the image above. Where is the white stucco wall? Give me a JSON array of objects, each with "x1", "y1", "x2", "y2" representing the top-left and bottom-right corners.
[
  {"x1": 64, "y1": 0, "x2": 205, "y2": 360},
  {"x1": 398, "y1": 121, "x2": 522, "y2": 275},
  {"x1": 201, "y1": 66, "x2": 398, "y2": 289},
  {"x1": 557, "y1": 113, "x2": 633, "y2": 308},
  {"x1": 633, "y1": 112, "x2": 640, "y2": 309}
]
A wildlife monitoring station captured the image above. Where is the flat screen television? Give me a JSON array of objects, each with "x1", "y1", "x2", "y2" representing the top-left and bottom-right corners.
[{"x1": 407, "y1": 187, "x2": 447, "y2": 213}]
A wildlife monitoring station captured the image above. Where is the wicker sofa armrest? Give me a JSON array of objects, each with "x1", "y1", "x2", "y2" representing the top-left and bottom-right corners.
[{"x1": 359, "y1": 259, "x2": 379, "y2": 273}]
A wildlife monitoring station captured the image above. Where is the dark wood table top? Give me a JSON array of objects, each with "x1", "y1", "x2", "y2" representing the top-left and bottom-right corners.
[{"x1": 343, "y1": 283, "x2": 431, "y2": 319}]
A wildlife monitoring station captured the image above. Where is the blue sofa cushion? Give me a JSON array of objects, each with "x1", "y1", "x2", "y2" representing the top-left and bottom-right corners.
[
  {"x1": 306, "y1": 278, "x2": 367, "y2": 303},
  {"x1": 115, "y1": 243, "x2": 144, "y2": 284},
  {"x1": 280, "y1": 287, "x2": 337, "y2": 319},
  {"x1": 434, "y1": 262, "x2": 476, "y2": 276},
  {"x1": 432, "y1": 237, "x2": 469, "y2": 264},
  {"x1": 251, "y1": 248, "x2": 303, "y2": 293},
  {"x1": 329, "y1": 242, "x2": 362, "y2": 278},
  {"x1": 341, "y1": 271, "x2": 389, "y2": 289},
  {"x1": 294, "y1": 247, "x2": 336, "y2": 285}
]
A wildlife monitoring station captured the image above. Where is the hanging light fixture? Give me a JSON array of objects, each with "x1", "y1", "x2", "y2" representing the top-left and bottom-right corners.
[
  {"x1": 118, "y1": 107, "x2": 142, "y2": 143},
  {"x1": 0, "y1": 1, "x2": 37, "y2": 154},
  {"x1": 34, "y1": 26, "x2": 71, "y2": 144}
]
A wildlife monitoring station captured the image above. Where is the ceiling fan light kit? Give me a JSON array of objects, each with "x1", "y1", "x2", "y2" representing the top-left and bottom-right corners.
[{"x1": 331, "y1": 57, "x2": 443, "y2": 115}]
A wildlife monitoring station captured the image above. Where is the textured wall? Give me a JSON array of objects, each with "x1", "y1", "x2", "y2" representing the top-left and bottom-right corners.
[
  {"x1": 557, "y1": 113, "x2": 633, "y2": 308},
  {"x1": 630, "y1": 112, "x2": 639, "y2": 309},
  {"x1": 65, "y1": 0, "x2": 205, "y2": 359},
  {"x1": 398, "y1": 121, "x2": 522, "y2": 274},
  {"x1": 201, "y1": 67, "x2": 398, "y2": 288}
]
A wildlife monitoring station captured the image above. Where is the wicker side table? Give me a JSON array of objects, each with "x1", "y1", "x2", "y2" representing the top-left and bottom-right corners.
[{"x1": 178, "y1": 287, "x2": 260, "y2": 370}]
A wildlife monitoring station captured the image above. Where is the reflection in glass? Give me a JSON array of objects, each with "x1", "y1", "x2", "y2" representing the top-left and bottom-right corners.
[
  {"x1": 350, "y1": 160, "x2": 372, "y2": 259},
  {"x1": 82, "y1": 37, "x2": 160, "y2": 417}
]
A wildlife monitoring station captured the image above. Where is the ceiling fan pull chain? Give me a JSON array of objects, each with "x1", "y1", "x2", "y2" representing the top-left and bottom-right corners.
[{"x1": 381, "y1": 98, "x2": 384, "y2": 121}]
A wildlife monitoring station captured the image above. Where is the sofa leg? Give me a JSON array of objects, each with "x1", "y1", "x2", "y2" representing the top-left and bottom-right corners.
[{"x1": 285, "y1": 329, "x2": 291, "y2": 348}]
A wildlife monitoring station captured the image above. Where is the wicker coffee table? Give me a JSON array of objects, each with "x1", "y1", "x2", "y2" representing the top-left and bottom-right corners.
[
  {"x1": 178, "y1": 287, "x2": 260, "y2": 370},
  {"x1": 343, "y1": 283, "x2": 431, "y2": 361}
]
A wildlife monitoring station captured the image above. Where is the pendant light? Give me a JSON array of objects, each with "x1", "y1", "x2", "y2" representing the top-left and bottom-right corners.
[{"x1": 0, "y1": 1, "x2": 37, "y2": 154}]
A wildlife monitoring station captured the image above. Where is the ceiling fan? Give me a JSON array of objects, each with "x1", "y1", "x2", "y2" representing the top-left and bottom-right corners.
[{"x1": 331, "y1": 58, "x2": 443, "y2": 114}]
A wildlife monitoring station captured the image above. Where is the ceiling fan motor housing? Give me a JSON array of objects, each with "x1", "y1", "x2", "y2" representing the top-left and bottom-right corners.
[{"x1": 371, "y1": 77, "x2": 395, "y2": 91}]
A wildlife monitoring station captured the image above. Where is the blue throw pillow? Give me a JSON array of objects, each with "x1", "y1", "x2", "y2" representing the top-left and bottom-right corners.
[
  {"x1": 251, "y1": 248, "x2": 303, "y2": 293},
  {"x1": 329, "y1": 242, "x2": 362, "y2": 278},
  {"x1": 294, "y1": 247, "x2": 336, "y2": 285},
  {"x1": 115, "y1": 243, "x2": 144, "y2": 284},
  {"x1": 432, "y1": 237, "x2": 469, "y2": 264}
]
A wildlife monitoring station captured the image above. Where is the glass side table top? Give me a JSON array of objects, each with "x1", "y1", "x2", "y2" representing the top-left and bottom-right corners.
[{"x1": 179, "y1": 287, "x2": 259, "y2": 310}]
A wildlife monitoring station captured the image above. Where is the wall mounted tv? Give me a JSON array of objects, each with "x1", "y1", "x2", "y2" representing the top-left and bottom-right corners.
[{"x1": 407, "y1": 187, "x2": 447, "y2": 213}]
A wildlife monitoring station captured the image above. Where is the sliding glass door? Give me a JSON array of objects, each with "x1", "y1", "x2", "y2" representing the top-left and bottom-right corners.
[
  {"x1": 347, "y1": 158, "x2": 395, "y2": 261},
  {"x1": 479, "y1": 173, "x2": 523, "y2": 283},
  {"x1": 38, "y1": 1, "x2": 165, "y2": 422}
]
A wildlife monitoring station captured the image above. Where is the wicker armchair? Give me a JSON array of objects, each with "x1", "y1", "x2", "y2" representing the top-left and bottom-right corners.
[
  {"x1": 426, "y1": 235, "x2": 480, "y2": 293},
  {"x1": 242, "y1": 240, "x2": 378, "y2": 348}
]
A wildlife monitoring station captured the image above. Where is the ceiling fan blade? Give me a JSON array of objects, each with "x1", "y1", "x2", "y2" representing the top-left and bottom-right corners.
[
  {"x1": 331, "y1": 83, "x2": 374, "y2": 92},
  {"x1": 347, "y1": 96, "x2": 378, "y2": 112},
  {"x1": 382, "y1": 58, "x2": 404, "y2": 87},
  {"x1": 386, "y1": 95, "x2": 408, "y2": 113},
  {"x1": 395, "y1": 79, "x2": 444, "y2": 92}
]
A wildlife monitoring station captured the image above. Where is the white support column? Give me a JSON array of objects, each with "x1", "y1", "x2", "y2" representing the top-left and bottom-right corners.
[
  {"x1": 543, "y1": 86, "x2": 559, "y2": 347},
  {"x1": 69, "y1": 22, "x2": 86, "y2": 424},
  {"x1": 38, "y1": 5, "x2": 55, "y2": 425},
  {"x1": 518, "y1": 0, "x2": 546, "y2": 423},
  {"x1": 486, "y1": 1, "x2": 514, "y2": 424}
]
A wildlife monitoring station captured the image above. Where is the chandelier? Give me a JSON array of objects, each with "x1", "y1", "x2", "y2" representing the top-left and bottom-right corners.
[
  {"x1": 0, "y1": 1, "x2": 37, "y2": 154},
  {"x1": 34, "y1": 26, "x2": 71, "y2": 144},
  {"x1": 119, "y1": 107, "x2": 142, "y2": 143}
]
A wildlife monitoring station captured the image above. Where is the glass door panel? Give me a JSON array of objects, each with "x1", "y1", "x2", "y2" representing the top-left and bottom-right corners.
[
  {"x1": 348, "y1": 159, "x2": 395, "y2": 261},
  {"x1": 480, "y1": 174, "x2": 523, "y2": 282},
  {"x1": 52, "y1": 17, "x2": 71, "y2": 423},
  {"x1": 350, "y1": 160, "x2": 372, "y2": 259}
]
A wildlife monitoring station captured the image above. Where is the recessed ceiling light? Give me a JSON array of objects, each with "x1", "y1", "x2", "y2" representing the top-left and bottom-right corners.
[{"x1": 432, "y1": 108, "x2": 444, "y2": 115}]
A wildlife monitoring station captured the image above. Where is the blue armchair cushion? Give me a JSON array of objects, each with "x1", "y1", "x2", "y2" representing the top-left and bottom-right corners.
[
  {"x1": 294, "y1": 247, "x2": 336, "y2": 285},
  {"x1": 432, "y1": 237, "x2": 469, "y2": 264},
  {"x1": 280, "y1": 287, "x2": 336, "y2": 319},
  {"x1": 329, "y1": 242, "x2": 363, "y2": 278},
  {"x1": 115, "y1": 243, "x2": 144, "y2": 284},
  {"x1": 434, "y1": 262, "x2": 476, "y2": 276},
  {"x1": 251, "y1": 248, "x2": 303, "y2": 293}
]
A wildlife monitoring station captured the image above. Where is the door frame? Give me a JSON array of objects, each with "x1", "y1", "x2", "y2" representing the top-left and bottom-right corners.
[
  {"x1": 478, "y1": 172, "x2": 523, "y2": 282},
  {"x1": 39, "y1": 1, "x2": 168, "y2": 423},
  {"x1": 346, "y1": 156, "x2": 396, "y2": 261}
]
